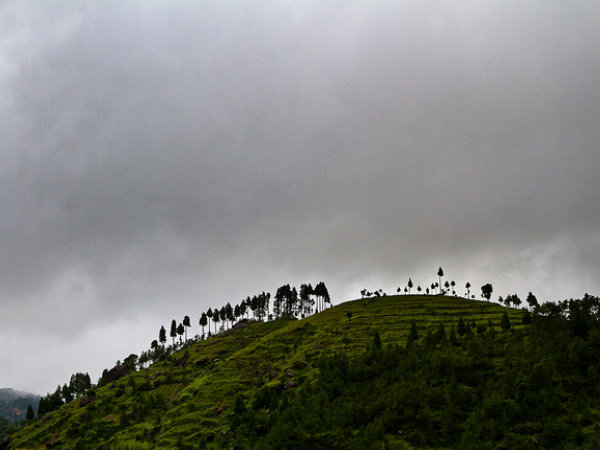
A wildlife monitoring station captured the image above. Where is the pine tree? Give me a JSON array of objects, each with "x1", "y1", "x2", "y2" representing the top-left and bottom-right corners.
[
  {"x1": 206, "y1": 308, "x2": 214, "y2": 333},
  {"x1": 26, "y1": 404, "x2": 35, "y2": 421},
  {"x1": 159, "y1": 326, "x2": 167, "y2": 347},
  {"x1": 170, "y1": 320, "x2": 177, "y2": 345},
  {"x1": 177, "y1": 323, "x2": 185, "y2": 344},
  {"x1": 501, "y1": 312, "x2": 511, "y2": 331},
  {"x1": 183, "y1": 315, "x2": 191, "y2": 342},
  {"x1": 409, "y1": 320, "x2": 419, "y2": 341},
  {"x1": 199, "y1": 313, "x2": 208, "y2": 337}
]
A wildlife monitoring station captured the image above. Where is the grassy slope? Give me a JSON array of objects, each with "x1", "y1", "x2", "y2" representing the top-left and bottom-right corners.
[{"x1": 9, "y1": 295, "x2": 525, "y2": 449}]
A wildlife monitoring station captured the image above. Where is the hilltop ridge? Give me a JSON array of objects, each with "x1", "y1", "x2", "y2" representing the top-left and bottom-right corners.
[{"x1": 7, "y1": 293, "x2": 600, "y2": 449}]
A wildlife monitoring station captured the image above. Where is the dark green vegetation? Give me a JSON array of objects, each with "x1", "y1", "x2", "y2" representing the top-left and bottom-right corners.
[
  {"x1": 6, "y1": 294, "x2": 600, "y2": 449},
  {"x1": 0, "y1": 389, "x2": 39, "y2": 423}
]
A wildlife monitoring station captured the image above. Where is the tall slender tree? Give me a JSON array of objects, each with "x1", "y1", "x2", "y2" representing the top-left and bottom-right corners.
[
  {"x1": 408, "y1": 278, "x2": 413, "y2": 294},
  {"x1": 437, "y1": 267, "x2": 444, "y2": 294},
  {"x1": 159, "y1": 326, "x2": 167, "y2": 347},
  {"x1": 199, "y1": 313, "x2": 208, "y2": 337},
  {"x1": 170, "y1": 320, "x2": 177, "y2": 346},
  {"x1": 183, "y1": 315, "x2": 190, "y2": 342},
  {"x1": 206, "y1": 308, "x2": 213, "y2": 334},
  {"x1": 177, "y1": 323, "x2": 185, "y2": 344},
  {"x1": 213, "y1": 308, "x2": 220, "y2": 332}
]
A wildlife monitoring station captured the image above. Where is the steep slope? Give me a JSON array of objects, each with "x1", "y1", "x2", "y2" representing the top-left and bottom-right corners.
[{"x1": 7, "y1": 295, "x2": 525, "y2": 449}]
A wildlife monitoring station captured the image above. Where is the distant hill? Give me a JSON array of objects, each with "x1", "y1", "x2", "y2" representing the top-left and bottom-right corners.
[
  {"x1": 0, "y1": 389, "x2": 39, "y2": 422},
  {"x1": 6, "y1": 294, "x2": 600, "y2": 449}
]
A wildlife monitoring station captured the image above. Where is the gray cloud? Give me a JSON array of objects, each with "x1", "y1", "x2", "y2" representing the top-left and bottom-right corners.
[{"x1": 1, "y1": 0, "x2": 599, "y2": 393}]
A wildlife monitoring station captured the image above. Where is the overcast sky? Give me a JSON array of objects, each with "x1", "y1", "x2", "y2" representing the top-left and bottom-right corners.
[{"x1": 1, "y1": 1, "x2": 599, "y2": 394}]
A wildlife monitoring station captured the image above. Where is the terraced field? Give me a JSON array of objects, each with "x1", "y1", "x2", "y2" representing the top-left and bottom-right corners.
[{"x1": 8, "y1": 295, "x2": 527, "y2": 449}]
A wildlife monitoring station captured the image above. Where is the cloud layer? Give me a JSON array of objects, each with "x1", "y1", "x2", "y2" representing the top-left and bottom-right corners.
[{"x1": 1, "y1": 0, "x2": 599, "y2": 393}]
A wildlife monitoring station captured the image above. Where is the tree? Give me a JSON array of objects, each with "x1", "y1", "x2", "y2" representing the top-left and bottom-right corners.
[
  {"x1": 409, "y1": 320, "x2": 419, "y2": 341},
  {"x1": 226, "y1": 303, "x2": 234, "y2": 327},
  {"x1": 501, "y1": 312, "x2": 511, "y2": 331},
  {"x1": 199, "y1": 313, "x2": 208, "y2": 337},
  {"x1": 159, "y1": 326, "x2": 167, "y2": 347},
  {"x1": 465, "y1": 282, "x2": 471, "y2": 297},
  {"x1": 451, "y1": 280, "x2": 456, "y2": 295},
  {"x1": 407, "y1": 278, "x2": 413, "y2": 294},
  {"x1": 61, "y1": 383, "x2": 73, "y2": 403},
  {"x1": 526, "y1": 292, "x2": 539, "y2": 310},
  {"x1": 213, "y1": 308, "x2": 220, "y2": 332},
  {"x1": 183, "y1": 315, "x2": 191, "y2": 342},
  {"x1": 457, "y1": 317, "x2": 467, "y2": 337},
  {"x1": 69, "y1": 372, "x2": 91, "y2": 398},
  {"x1": 220, "y1": 306, "x2": 227, "y2": 329},
  {"x1": 206, "y1": 308, "x2": 214, "y2": 334},
  {"x1": 300, "y1": 284, "x2": 314, "y2": 317},
  {"x1": 26, "y1": 404, "x2": 35, "y2": 421},
  {"x1": 444, "y1": 281, "x2": 450, "y2": 294},
  {"x1": 177, "y1": 323, "x2": 185, "y2": 344},
  {"x1": 437, "y1": 267, "x2": 444, "y2": 294},
  {"x1": 481, "y1": 283, "x2": 493, "y2": 301},
  {"x1": 373, "y1": 331, "x2": 382, "y2": 350},
  {"x1": 123, "y1": 354, "x2": 139, "y2": 372},
  {"x1": 170, "y1": 320, "x2": 177, "y2": 346},
  {"x1": 437, "y1": 322, "x2": 447, "y2": 341}
]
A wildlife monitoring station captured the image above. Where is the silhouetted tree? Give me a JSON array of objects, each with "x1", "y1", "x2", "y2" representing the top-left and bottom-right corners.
[
  {"x1": 219, "y1": 306, "x2": 227, "y2": 329},
  {"x1": 437, "y1": 267, "x2": 444, "y2": 293},
  {"x1": 213, "y1": 308, "x2": 220, "y2": 332},
  {"x1": 408, "y1": 278, "x2": 413, "y2": 294},
  {"x1": 199, "y1": 313, "x2": 208, "y2": 337},
  {"x1": 170, "y1": 319, "x2": 177, "y2": 345},
  {"x1": 206, "y1": 308, "x2": 214, "y2": 334},
  {"x1": 526, "y1": 292, "x2": 539, "y2": 310},
  {"x1": 226, "y1": 303, "x2": 234, "y2": 327},
  {"x1": 465, "y1": 282, "x2": 471, "y2": 297},
  {"x1": 481, "y1": 283, "x2": 493, "y2": 301},
  {"x1": 183, "y1": 315, "x2": 191, "y2": 342},
  {"x1": 159, "y1": 326, "x2": 167, "y2": 347},
  {"x1": 177, "y1": 323, "x2": 185, "y2": 344},
  {"x1": 451, "y1": 280, "x2": 456, "y2": 295}
]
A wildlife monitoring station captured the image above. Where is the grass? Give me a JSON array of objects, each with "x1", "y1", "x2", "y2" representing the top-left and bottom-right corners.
[{"x1": 8, "y1": 295, "x2": 528, "y2": 449}]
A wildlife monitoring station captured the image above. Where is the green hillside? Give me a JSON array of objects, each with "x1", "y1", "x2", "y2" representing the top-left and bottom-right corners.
[{"x1": 5, "y1": 294, "x2": 600, "y2": 449}]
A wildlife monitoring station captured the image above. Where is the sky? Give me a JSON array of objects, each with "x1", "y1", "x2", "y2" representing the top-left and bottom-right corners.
[{"x1": 1, "y1": 1, "x2": 599, "y2": 394}]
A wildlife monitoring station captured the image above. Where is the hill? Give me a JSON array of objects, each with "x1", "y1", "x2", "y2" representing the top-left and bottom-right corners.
[
  {"x1": 5, "y1": 294, "x2": 600, "y2": 449},
  {"x1": 0, "y1": 390, "x2": 39, "y2": 423}
]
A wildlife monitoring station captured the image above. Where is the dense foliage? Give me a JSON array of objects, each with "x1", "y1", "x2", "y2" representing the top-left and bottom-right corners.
[
  {"x1": 7, "y1": 294, "x2": 600, "y2": 449},
  {"x1": 224, "y1": 295, "x2": 600, "y2": 449}
]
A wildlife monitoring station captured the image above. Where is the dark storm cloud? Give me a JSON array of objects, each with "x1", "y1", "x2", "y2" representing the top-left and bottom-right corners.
[{"x1": 1, "y1": 0, "x2": 599, "y2": 392}]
